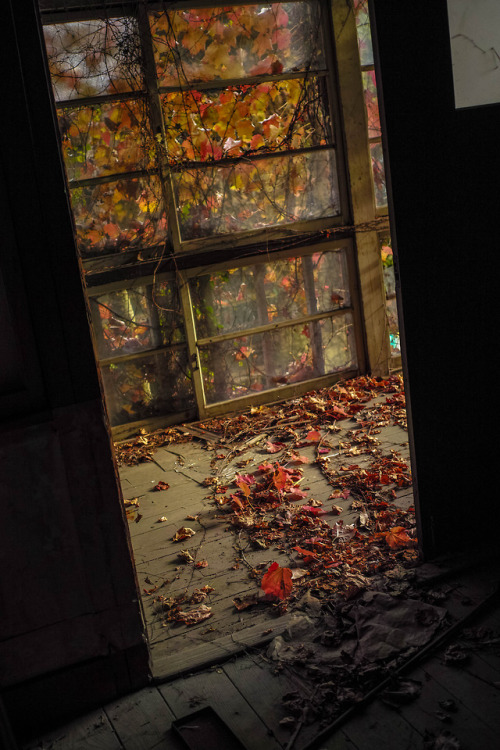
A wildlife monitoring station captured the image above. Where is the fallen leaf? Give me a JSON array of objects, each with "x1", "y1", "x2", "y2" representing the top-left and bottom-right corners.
[
  {"x1": 266, "y1": 440, "x2": 286, "y2": 453},
  {"x1": 261, "y1": 562, "x2": 293, "y2": 600},
  {"x1": 157, "y1": 516, "x2": 168, "y2": 523},
  {"x1": 384, "y1": 526, "x2": 412, "y2": 549},
  {"x1": 305, "y1": 429, "x2": 321, "y2": 443},
  {"x1": 172, "y1": 527, "x2": 196, "y2": 542},
  {"x1": 178, "y1": 550, "x2": 194, "y2": 563},
  {"x1": 289, "y1": 452, "x2": 309, "y2": 464},
  {"x1": 195, "y1": 559, "x2": 208, "y2": 569},
  {"x1": 233, "y1": 594, "x2": 260, "y2": 610},
  {"x1": 331, "y1": 505, "x2": 343, "y2": 515},
  {"x1": 154, "y1": 481, "x2": 169, "y2": 491},
  {"x1": 177, "y1": 604, "x2": 213, "y2": 626}
]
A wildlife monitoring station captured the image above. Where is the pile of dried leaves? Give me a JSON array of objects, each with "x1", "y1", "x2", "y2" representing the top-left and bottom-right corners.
[{"x1": 115, "y1": 426, "x2": 193, "y2": 466}]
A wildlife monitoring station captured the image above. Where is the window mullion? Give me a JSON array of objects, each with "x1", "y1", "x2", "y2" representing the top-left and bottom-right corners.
[
  {"x1": 136, "y1": 4, "x2": 182, "y2": 252},
  {"x1": 177, "y1": 270, "x2": 207, "y2": 418}
]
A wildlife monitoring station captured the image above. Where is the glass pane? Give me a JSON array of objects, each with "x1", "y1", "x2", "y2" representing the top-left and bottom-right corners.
[
  {"x1": 58, "y1": 99, "x2": 153, "y2": 181},
  {"x1": 386, "y1": 297, "x2": 400, "y2": 356},
  {"x1": 200, "y1": 313, "x2": 357, "y2": 404},
  {"x1": 101, "y1": 348, "x2": 194, "y2": 426},
  {"x1": 370, "y1": 141, "x2": 387, "y2": 207},
  {"x1": 150, "y1": 2, "x2": 325, "y2": 86},
  {"x1": 70, "y1": 175, "x2": 168, "y2": 257},
  {"x1": 362, "y1": 70, "x2": 381, "y2": 139},
  {"x1": 43, "y1": 19, "x2": 142, "y2": 101},
  {"x1": 162, "y1": 76, "x2": 331, "y2": 163},
  {"x1": 174, "y1": 149, "x2": 340, "y2": 239},
  {"x1": 190, "y1": 250, "x2": 350, "y2": 337},
  {"x1": 354, "y1": 0, "x2": 374, "y2": 67},
  {"x1": 90, "y1": 282, "x2": 185, "y2": 359}
]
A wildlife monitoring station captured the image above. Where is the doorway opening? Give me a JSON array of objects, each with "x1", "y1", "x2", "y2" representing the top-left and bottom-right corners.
[{"x1": 39, "y1": 0, "x2": 414, "y2": 675}]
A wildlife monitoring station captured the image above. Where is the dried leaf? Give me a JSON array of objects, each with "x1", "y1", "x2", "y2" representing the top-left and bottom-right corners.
[
  {"x1": 233, "y1": 594, "x2": 260, "y2": 610},
  {"x1": 289, "y1": 452, "x2": 309, "y2": 464},
  {"x1": 384, "y1": 526, "x2": 412, "y2": 549},
  {"x1": 154, "y1": 481, "x2": 170, "y2": 491},
  {"x1": 178, "y1": 550, "x2": 194, "y2": 563},
  {"x1": 123, "y1": 497, "x2": 140, "y2": 507},
  {"x1": 177, "y1": 604, "x2": 213, "y2": 626},
  {"x1": 266, "y1": 440, "x2": 286, "y2": 453},
  {"x1": 305, "y1": 429, "x2": 321, "y2": 443},
  {"x1": 172, "y1": 526, "x2": 196, "y2": 542}
]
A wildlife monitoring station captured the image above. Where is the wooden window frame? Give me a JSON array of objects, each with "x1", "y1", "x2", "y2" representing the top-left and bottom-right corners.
[{"x1": 40, "y1": 0, "x2": 393, "y2": 436}]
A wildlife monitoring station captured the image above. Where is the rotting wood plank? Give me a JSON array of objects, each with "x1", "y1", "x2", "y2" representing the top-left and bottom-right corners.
[
  {"x1": 152, "y1": 613, "x2": 296, "y2": 680},
  {"x1": 104, "y1": 687, "x2": 178, "y2": 750},
  {"x1": 24, "y1": 710, "x2": 122, "y2": 750},
  {"x1": 158, "y1": 667, "x2": 282, "y2": 750}
]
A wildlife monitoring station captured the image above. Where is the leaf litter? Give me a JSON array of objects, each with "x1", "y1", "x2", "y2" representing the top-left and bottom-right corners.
[{"x1": 115, "y1": 374, "x2": 493, "y2": 741}]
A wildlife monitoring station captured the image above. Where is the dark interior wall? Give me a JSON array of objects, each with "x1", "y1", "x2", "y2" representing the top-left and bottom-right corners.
[
  {"x1": 370, "y1": 0, "x2": 498, "y2": 556},
  {"x1": 0, "y1": 1, "x2": 149, "y2": 740}
]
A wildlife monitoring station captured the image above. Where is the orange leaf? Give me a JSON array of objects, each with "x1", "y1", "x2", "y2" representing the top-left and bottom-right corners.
[
  {"x1": 384, "y1": 526, "x2": 412, "y2": 549},
  {"x1": 261, "y1": 562, "x2": 292, "y2": 599},
  {"x1": 305, "y1": 429, "x2": 321, "y2": 443}
]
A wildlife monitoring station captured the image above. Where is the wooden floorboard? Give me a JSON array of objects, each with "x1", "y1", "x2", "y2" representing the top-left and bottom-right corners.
[
  {"x1": 24, "y1": 586, "x2": 500, "y2": 750},
  {"x1": 24, "y1": 710, "x2": 123, "y2": 750},
  {"x1": 151, "y1": 612, "x2": 296, "y2": 680},
  {"x1": 104, "y1": 687, "x2": 180, "y2": 750},
  {"x1": 158, "y1": 667, "x2": 283, "y2": 750}
]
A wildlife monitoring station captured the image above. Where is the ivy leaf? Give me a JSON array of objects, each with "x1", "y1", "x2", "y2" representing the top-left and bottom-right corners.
[{"x1": 261, "y1": 562, "x2": 292, "y2": 599}]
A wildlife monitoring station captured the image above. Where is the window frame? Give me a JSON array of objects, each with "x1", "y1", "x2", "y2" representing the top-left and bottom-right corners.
[{"x1": 40, "y1": 0, "x2": 393, "y2": 436}]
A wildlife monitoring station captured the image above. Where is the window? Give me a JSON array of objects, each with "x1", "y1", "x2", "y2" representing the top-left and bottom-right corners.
[
  {"x1": 40, "y1": 1, "x2": 389, "y2": 434},
  {"x1": 354, "y1": 1, "x2": 400, "y2": 360}
]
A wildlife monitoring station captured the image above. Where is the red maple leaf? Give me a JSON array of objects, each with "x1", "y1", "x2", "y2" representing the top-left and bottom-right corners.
[{"x1": 261, "y1": 562, "x2": 293, "y2": 599}]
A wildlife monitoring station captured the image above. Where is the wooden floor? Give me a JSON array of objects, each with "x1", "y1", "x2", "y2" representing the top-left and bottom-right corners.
[
  {"x1": 22, "y1": 393, "x2": 500, "y2": 749},
  {"x1": 23, "y1": 563, "x2": 500, "y2": 750},
  {"x1": 118, "y1": 396, "x2": 413, "y2": 679}
]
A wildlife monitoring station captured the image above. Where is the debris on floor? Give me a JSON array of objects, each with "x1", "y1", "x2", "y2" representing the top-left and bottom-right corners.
[{"x1": 114, "y1": 375, "x2": 500, "y2": 745}]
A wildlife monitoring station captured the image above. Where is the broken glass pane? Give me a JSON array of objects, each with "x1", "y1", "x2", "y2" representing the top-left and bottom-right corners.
[
  {"x1": 200, "y1": 313, "x2": 356, "y2": 404},
  {"x1": 90, "y1": 282, "x2": 185, "y2": 359},
  {"x1": 362, "y1": 70, "x2": 381, "y2": 139},
  {"x1": 174, "y1": 149, "x2": 340, "y2": 239},
  {"x1": 44, "y1": 18, "x2": 143, "y2": 101},
  {"x1": 101, "y1": 348, "x2": 194, "y2": 426},
  {"x1": 58, "y1": 99, "x2": 152, "y2": 181},
  {"x1": 70, "y1": 175, "x2": 168, "y2": 257},
  {"x1": 190, "y1": 250, "x2": 350, "y2": 337},
  {"x1": 162, "y1": 76, "x2": 331, "y2": 163},
  {"x1": 370, "y1": 142, "x2": 387, "y2": 207},
  {"x1": 150, "y1": 2, "x2": 325, "y2": 86}
]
